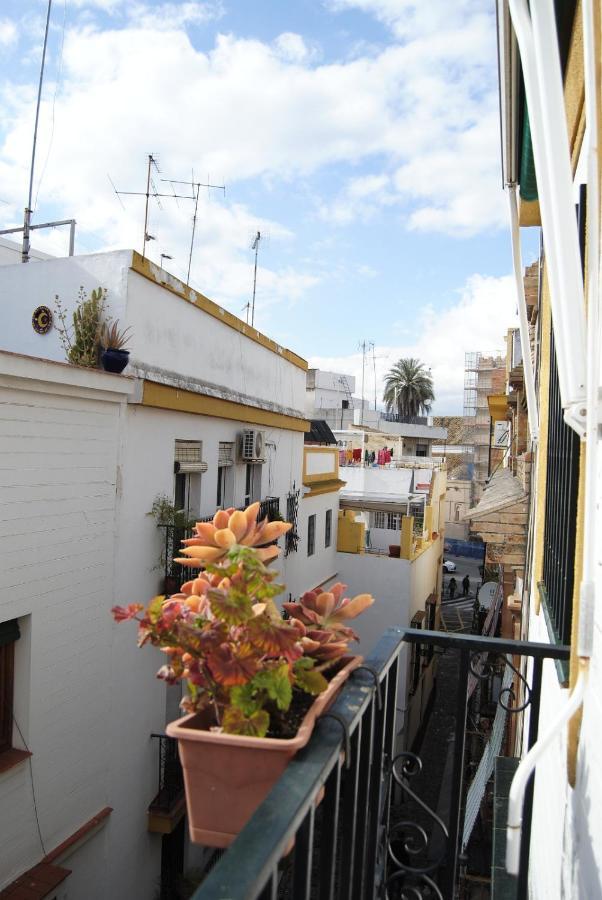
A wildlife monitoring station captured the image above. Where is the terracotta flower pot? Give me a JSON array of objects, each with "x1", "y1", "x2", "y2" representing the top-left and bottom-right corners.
[{"x1": 166, "y1": 655, "x2": 362, "y2": 848}]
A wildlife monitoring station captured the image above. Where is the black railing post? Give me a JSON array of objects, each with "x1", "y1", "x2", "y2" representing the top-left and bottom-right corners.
[
  {"x1": 441, "y1": 648, "x2": 470, "y2": 897},
  {"x1": 517, "y1": 656, "x2": 543, "y2": 900}
]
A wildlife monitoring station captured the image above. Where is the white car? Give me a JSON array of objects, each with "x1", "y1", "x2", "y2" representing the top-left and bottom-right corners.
[{"x1": 442, "y1": 559, "x2": 457, "y2": 573}]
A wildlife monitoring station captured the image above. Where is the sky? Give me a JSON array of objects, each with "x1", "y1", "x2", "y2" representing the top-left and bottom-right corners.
[{"x1": 0, "y1": 0, "x2": 540, "y2": 413}]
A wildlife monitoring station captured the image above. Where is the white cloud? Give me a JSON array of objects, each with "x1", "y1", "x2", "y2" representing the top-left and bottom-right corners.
[
  {"x1": 0, "y1": 20, "x2": 18, "y2": 46},
  {"x1": 130, "y1": 2, "x2": 224, "y2": 29},
  {"x1": 309, "y1": 273, "x2": 517, "y2": 413},
  {"x1": 274, "y1": 32, "x2": 314, "y2": 63},
  {"x1": 326, "y1": 0, "x2": 487, "y2": 40},
  {"x1": 0, "y1": 1, "x2": 506, "y2": 321}
]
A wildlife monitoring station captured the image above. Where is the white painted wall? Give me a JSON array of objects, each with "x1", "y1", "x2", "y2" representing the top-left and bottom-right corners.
[
  {"x1": 332, "y1": 552, "x2": 411, "y2": 654},
  {"x1": 0, "y1": 237, "x2": 52, "y2": 265},
  {"x1": 282, "y1": 491, "x2": 339, "y2": 601},
  {"x1": 0, "y1": 354, "x2": 159, "y2": 899},
  {"x1": 0, "y1": 351, "x2": 311, "y2": 898},
  {"x1": 341, "y1": 466, "x2": 413, "y2": 496},
  {"x1": 0, "y1": 251, "x2": 307, "y2": 417}
]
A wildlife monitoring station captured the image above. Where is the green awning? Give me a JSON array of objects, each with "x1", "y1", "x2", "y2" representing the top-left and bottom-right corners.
[{"x1": 519, "y1": 106, "x2": 538, "y2": 202}]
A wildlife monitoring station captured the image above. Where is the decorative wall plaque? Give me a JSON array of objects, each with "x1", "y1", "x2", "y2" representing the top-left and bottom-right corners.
[{"x1": 32, "y1": 305, "x2": 53, "y2": 334}]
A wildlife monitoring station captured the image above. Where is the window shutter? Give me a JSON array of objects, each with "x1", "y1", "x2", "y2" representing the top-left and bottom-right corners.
[
  {"x1": 218, "y1": 442, "x2": 234, "y2": 467},
  {"x1": 174, "y1": 441, "x2": 208, "y2": 474},
  {"x1": 0, "y1": 619, "x2": 20, "y2": 648}
]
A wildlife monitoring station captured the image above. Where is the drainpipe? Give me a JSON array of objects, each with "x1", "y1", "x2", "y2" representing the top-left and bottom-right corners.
[{"x1": 505, "y1": 0, "x2": 599, "y2": 876}]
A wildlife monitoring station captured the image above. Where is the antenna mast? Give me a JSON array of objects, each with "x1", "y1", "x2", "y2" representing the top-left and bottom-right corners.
[
  {"x1": 358, "y1": 340, "x2": 374, "y2": 425},
  {"x1": 22, "y1": 0, "x2": 52, "y2": 263},
  {"x1": 160, "y1": 173, "x2": 225, "y2": 285},
  {"x1": 250, "y1": 231, "x2": 261, "y2": 327}
]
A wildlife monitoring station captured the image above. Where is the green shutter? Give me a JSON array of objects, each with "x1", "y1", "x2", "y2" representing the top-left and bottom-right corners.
[{"x1": 519, "y1": 107, "x2": 538, "y2": 203}]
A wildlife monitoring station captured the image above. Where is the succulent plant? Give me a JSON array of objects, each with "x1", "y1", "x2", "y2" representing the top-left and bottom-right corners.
[
  {"x1": 112, "y1": 504, "x2": 375, "y2": 737},
  {"x1": 101, "y1": 319, "x2": 132, "y2": 351}
]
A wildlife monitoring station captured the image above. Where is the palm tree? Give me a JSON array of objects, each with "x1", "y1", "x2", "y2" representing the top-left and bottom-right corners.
[{"x1": 383, "y1": 358, "x2": 434, "y2": 419}]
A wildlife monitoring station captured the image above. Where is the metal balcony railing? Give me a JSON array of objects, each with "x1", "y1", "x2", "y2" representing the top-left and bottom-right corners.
[
  {"x1": 159, "y1": 498, "x2": 281, "y2": 587},
  {"x1": 149, "y1": 733, "x2": 184, "y2": 814},
  {"x1": 187, "y1": 628, "x2": 569, "y2": 900}
]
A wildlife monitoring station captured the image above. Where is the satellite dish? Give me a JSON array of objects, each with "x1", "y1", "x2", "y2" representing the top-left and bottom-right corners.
[{"x1": 478, "y1": 582, "x2": 498, "y2": 610}]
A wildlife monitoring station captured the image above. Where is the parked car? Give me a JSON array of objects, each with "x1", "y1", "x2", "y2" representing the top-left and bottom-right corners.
[{"x1": 442, "y1": 559, "x2": 457, "y2": 573}]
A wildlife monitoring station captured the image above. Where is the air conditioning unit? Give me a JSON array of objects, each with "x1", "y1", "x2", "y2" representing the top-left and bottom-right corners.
[{"x1": 239, "y1": 429, "x2": 266, "y2": 463}]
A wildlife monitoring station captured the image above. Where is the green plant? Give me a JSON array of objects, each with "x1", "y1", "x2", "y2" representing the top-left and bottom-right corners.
[
  {"x1": 113, "y1": 503, "x2": 374, "y2": 736},
  {"x1": 54, "y1": 286, "x2": 107, "y2": 367},
  {"x1": 101, "y1": 319, "x2": 132, "y2": 351},
  {"x1": 149, "y1": 493, "x2": 196, "y2": 528}
]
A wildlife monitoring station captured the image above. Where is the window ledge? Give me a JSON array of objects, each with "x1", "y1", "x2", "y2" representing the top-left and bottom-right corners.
[{"x1": 0, "y1": 748, "x2": 32, "y2": 776}]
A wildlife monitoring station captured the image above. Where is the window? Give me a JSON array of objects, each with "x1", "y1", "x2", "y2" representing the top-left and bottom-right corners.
[
  {"x1": 373, "y1": 511, "x2": 401, "y2": 530},
  {"x1": 174, "y1": 440, "x2": 205, "y2": 516},
  {"x1": 325, "y1": 509, "x2": 332, "y2": 548},
  {"x1": 541, "y1": 325, "x2": 580, "y2": 645},
  {"x1": 0, "y1": 620, "x2": 19, "y2": 754},
  {"x1": 373, "y1": 511, "x2": 385, "y2": 529},
  {"x1": 217, "y1": 443, "x2": 234, "y2": 508},
  {"x1": 245, "y1": 463, "x2": 262, "y2": 506},
  {"x1": 307, "y1": 515, "x2": 316, "y2": 557},
  {"x1": 415, "y1": 443, "x2": 428, "y2": 457}
]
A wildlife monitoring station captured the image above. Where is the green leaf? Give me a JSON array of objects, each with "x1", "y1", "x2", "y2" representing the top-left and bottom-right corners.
[
  {"x1": 294, "y1": 666, "x2": 328, "y2": 696},
  {"x1": 207, "y1": 588, "x2": 253, "y2": 625},
  {"x1": 252, "y1": 664, "x2": 292, "y2": 711},
  {"x1": 230, "y1": 683, "x2": 261, "y2": 716},
  {"x1": 222, "y1": 706, "x2": 270, "y2": 737},
  {"x1": 147, "y1": 595, "x2": 164, "y2": 624}
]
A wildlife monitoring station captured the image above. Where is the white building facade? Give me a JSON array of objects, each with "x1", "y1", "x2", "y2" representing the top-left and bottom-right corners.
[{"x1": 0, "y1": 250, "x2": 341, "y2": 898}]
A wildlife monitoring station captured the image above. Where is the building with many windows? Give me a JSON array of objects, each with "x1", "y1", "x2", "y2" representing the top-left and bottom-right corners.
[{"x1": 0, "y1": 250, "x2": 341, "y2": 898}]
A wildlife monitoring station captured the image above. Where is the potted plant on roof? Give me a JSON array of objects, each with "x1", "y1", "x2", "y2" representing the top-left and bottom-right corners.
[
  {"x1": 100, "y1": 320, "x2": 132, "y2": 373},
  {"x1": 54, "y1": 285, "x2": 107, "y2": 367},
  {"x1": 113, "y1": 502, "x2": 374, "y2": 848}
]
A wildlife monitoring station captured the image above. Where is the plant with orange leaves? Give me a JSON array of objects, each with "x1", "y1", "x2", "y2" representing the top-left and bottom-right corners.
[{"x1": 112, "y1": 502, "x2": 374, "y2": 737}]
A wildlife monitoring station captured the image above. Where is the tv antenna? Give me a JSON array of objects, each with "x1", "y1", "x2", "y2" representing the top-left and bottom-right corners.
[
  {"x1": 358, "y1": 340, "x2": 375, "y2": 425},
  {"x1": 161, "y1": 171, "x2": 225, "y2": 285},
  {"x1": 370, "y1": 345, "x2": 388, "y2": 411},
  {"x1": 110, "y1": 154, "x2": 196, "y2": 259},
  {"x1": 245, "y1": 231, "x2": 261, "y2": 327}
]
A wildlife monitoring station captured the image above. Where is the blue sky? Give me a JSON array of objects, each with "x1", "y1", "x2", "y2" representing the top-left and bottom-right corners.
[{"x1": 0, "y1": 0, "x2": 539, "y2": 411}]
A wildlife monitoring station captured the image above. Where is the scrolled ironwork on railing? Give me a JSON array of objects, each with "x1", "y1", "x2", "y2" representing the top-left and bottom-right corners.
[
  {"x1": 469, "y1": 651, "x2": 532, "y2": 713},
  {"x1": 178, "y1": 628, "x2": 570, "y2": 900},
  {"x1": 385, "y1": 752, "x2": 449, "y2": 899}
]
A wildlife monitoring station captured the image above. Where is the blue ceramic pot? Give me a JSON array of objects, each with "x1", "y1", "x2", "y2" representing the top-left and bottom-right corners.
[{"x1": 101, "y1": 348, "x2": 130, "y2": 374}]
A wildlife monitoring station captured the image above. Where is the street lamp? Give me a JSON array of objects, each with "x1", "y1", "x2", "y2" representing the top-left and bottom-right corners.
[{"x1": 160, "y1": 253, "x2": 173, "y2": 269}]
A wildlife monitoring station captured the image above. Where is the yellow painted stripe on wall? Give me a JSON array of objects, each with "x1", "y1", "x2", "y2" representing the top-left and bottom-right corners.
[{"x1": 142, "y1": 380, "x2": 310, "y2": 433}]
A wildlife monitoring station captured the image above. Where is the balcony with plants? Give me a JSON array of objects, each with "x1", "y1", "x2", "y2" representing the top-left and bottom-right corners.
[{"x1": 114, "y1": 503, "x2": 564, "y2": 899}]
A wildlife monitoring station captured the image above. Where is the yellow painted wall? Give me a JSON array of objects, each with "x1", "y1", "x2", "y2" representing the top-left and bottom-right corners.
[{"x1": 337, "y1": 510, "x2": 365, "y2": 554}]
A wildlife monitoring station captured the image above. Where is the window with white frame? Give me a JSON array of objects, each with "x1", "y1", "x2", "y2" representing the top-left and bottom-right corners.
[
  {"x1": 372, "y1": 511, "x2": 401, "y2": 530},
  {"x1": 174, "y1": 440, "x2": 205, "y2": 516}
]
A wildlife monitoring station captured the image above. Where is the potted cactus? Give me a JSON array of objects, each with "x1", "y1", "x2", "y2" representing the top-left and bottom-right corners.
[
  {"x1": 100, "y1": 320, "x2": 132, "y2": 373},
  {"x1": 113, "y1": 502, "x2": 374, "y2": 847}
]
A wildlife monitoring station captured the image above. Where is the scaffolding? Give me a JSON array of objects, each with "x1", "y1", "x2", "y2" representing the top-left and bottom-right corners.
[{"x1": 463, "y1": 351, "x2": 506, "y2": 502}]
